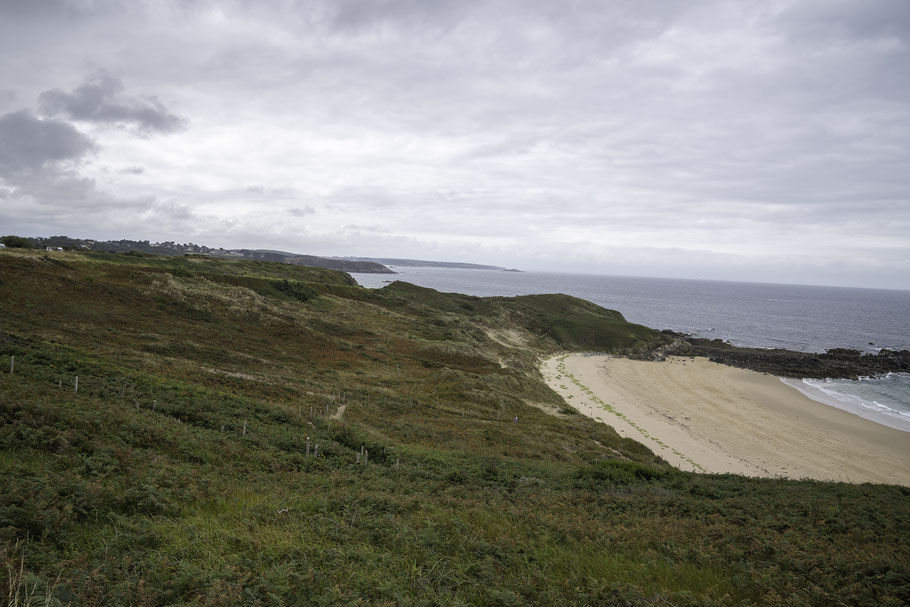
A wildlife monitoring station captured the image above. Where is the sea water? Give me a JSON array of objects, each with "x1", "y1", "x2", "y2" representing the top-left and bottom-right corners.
[{"x1": 351, "y1": 267, "x2": 910, "y2": 431}]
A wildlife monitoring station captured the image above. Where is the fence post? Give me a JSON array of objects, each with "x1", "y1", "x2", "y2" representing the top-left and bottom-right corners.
[
  {"x1": 9, "y1": 355, "x2": 13, "y2": 374},
  {"x1": 242, "y1": 421, "x2": 247, "y2": 437},
  {"x1": 74, "y1": 376, "x2": 79, "y2": 393},
  {"x1": 306, "y1": 437, "x2": 310, "y2": 457}
]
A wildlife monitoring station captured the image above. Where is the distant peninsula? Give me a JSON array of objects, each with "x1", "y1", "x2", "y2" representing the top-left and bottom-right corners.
[
  {"x1": 3, "y1": 236, "x2": 522, "y2": 275},
  {"x1": 334, "y1": 256, "x2": 521, "y2": 271}
]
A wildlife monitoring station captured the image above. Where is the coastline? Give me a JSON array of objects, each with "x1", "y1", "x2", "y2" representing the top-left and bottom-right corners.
[
  {"x1": 781, "y1": 375, "x2": 910, "y2": 432},
  {"x1": 542, "y1": 354, "x2": 910, "y2": 486}
]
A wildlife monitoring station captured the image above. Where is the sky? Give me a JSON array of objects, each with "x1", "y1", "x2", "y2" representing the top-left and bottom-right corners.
[{"x1": 1, "y1": 0, "x2": 909, "y2": 289}]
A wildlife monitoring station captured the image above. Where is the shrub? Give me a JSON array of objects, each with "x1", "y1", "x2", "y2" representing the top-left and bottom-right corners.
[
  {"x1": 1, "y1": 235, "x2": 33, "y2": 249},
  {"x1": 271, "y1": 279, "x2": 316, "y2": 302}
]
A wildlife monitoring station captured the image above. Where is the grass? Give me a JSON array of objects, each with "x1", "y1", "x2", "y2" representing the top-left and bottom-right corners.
[{"x1": 1, "y1": 248, "x2": 909, "y2": 606}]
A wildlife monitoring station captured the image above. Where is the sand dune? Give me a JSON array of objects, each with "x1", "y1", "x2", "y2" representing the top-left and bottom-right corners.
[{"x1": 542, "y1": 354, "x2": 910, "y2": 486}]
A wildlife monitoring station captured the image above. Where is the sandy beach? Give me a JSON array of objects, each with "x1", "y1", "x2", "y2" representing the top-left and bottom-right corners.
[{"x1": 542, "y1": 354, "x2": 910, "y2": 486}]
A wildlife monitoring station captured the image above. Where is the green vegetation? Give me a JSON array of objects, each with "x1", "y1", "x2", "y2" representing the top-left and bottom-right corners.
[
  {"x1": 1, "y1": 248, "x2": 908, "y2": 606},
  {"x1": 0, "y1": 235, "x2": 33, "y2": 249}
]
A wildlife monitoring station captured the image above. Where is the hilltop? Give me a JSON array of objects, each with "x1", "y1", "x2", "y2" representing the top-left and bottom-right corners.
[{"x1": 1, "y1": 248, "x2": 908, "y2": 606}]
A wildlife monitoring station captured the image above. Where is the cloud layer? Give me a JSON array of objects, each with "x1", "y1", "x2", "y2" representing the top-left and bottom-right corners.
[
  {"x1": 39, "y1": 74, "x2": 187, "y2": 134},
  {"x1": 0, "y1": 0, "x2": 908, "y2": 288}
]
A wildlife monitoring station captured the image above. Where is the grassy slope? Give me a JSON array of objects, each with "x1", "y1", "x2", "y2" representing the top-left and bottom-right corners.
[{"x1": 0, "y1": 249, "x2": 908, "y2": 607}]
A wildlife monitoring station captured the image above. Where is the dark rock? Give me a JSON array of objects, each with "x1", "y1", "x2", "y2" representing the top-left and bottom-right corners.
[{"x1": 673, "y1": 338, "x2": 908, "y2": 379}]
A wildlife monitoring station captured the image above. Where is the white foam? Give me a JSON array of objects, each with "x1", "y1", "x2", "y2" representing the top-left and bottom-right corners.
[{"x1": 782, "y1": 376, "x2": 910, "y2": 433}]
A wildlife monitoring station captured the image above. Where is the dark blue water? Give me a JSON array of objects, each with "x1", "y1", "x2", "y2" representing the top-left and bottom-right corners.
[{"x1": 351, "y1": 267, "x2": 910, "y2": 430}]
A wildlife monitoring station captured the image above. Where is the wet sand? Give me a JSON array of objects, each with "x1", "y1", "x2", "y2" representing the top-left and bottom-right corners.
[{"x1": 541, "y1": 354, "x2": 910, "y2": 485}]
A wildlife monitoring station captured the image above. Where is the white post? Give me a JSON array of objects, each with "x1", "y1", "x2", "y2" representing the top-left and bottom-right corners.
[
  {"x1": 364, "y1": 449, "x2": 368, "y2": 465},
  {"x1": 306, "y1": 437, "x2": 310, "y2": 457},
  {"x1": 74, "y1": 376, "x2": 79, "y2": 393},
  {"x1": 242, "y1": 421, "x2": 247, "y2": 437}
]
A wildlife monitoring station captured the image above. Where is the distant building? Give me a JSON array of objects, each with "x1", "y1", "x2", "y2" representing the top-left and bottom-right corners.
[{"x1": 45, "y1": 246, "x2": 63, "y2": 251}]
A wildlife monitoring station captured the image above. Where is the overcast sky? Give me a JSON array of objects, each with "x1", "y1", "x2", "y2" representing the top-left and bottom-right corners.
[{"x1": 1, "y1": 1, "x2": 908, "y2": 289}]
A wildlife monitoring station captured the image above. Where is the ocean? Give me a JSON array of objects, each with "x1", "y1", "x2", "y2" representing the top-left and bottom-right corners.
[{"x1": 351, "y1": 267, "x2": 910, "y2": 432}]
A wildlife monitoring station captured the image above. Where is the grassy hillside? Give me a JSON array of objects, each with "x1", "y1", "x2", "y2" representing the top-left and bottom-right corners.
[{"x1": 1, "y1": 249, "x2": 908, "y2": 606}]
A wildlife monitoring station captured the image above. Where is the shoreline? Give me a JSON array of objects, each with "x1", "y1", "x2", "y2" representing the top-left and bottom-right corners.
[
  {"x1": 542, "y1": 354, "x2": 910, "y2": 486},
  {"x1": 780, "y1": 375, "x2": 910, "y2": 432}
]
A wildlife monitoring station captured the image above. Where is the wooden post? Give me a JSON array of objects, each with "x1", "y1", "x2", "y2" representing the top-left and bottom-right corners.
[
  {"x1": 74, "y1": 376, "x2": 79, "y2": 393},
  {"x1": 152, "y1": 399, "x2": 157, "y2": 411},
  {"x1": 395, "y1": 458, "x2": 400, "y2": 468},
  {"x1": 356, "y1": 452, "x2": 361, "y2": 463},
  {"x1": 242, "y1": 421, "x2": 247, "y2": 437},
  {"x1": 314, "y1": 444, "x2": 319, "y2": 457},
  {"x1": 364, "y1": 449, "x2": 368, "y2": 465},
  {"x1": 9, "y1": 355, "x2": 13, "y2": 374},
  {"x1": 306, "y1": 437, "x2": 310, "y2": 457},
  {"x1": 58, "y1": 379, "x2": 62, "y2": 389}
]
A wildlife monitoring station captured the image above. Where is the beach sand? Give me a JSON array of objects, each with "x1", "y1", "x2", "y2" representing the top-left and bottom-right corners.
[{"x1": 541, "y1": 354, "x2": 910, "y2": 486}]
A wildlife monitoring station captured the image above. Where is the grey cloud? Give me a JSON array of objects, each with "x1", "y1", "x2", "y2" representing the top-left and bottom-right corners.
[
  {"x1": 777, "y1": 0, "x2": 910, "y2": 43},
  {"x1": 329, "y1": 0, "x2": 467, "y2": 31},
  {"x1": 0, "y1": 0, "x2": 121, "y2": 18},
  {"x1": 121, "y1": 166, "x2": 145, "y2": 175},
  {"x1": 0, "y1": 110, "x2": 96, "y2": 174},
  {"x1": 288, "y1": 207, "x2": 316, "y2": 217},
  {"x1": 0, "y1": 90, "x2": 15, "y2": 109},
  {"x1": 38, "y1": 74, "x2": 186, "y2": 134}
]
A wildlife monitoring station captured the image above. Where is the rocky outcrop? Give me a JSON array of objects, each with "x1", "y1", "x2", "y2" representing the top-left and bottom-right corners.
[{"x1": 631, "y1": 331, "x2": 909, "y2": 379}]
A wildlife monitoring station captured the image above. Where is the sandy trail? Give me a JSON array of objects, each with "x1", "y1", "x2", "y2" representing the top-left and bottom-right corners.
[{"x1": 541, "y1": 354, "x2": 910, "y2": 485}]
